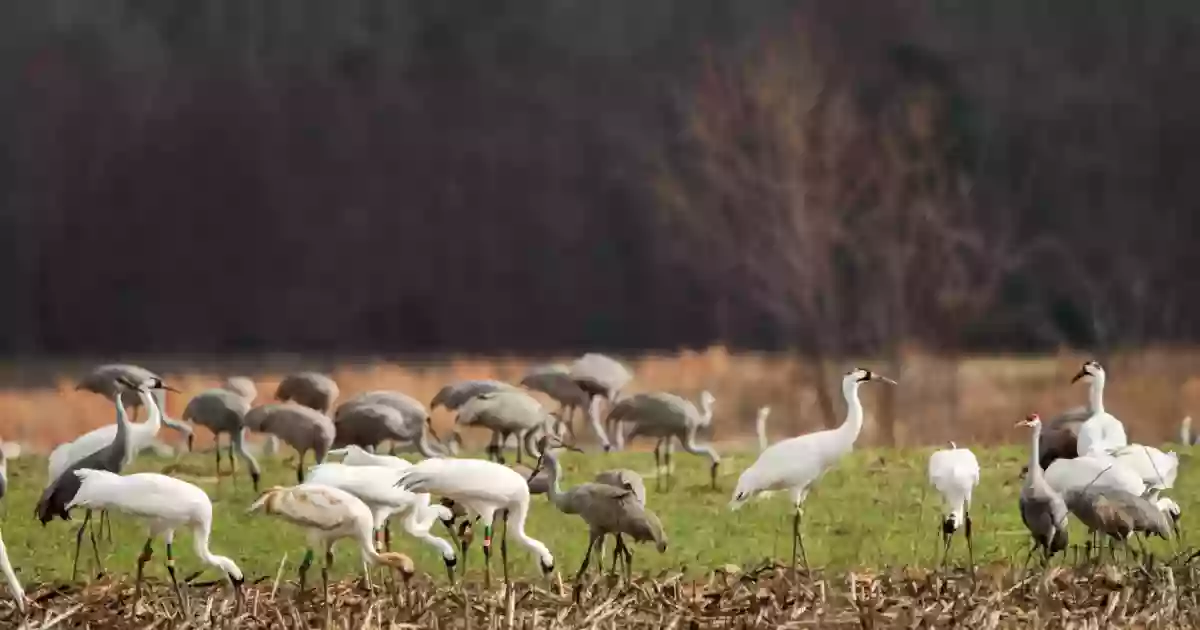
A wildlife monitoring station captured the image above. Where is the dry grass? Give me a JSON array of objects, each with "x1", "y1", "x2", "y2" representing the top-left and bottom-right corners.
[
  {"x1": 10, "y1": 561, "x2": 1200, "y2": 629},
  {"x1": 4, "y1": 346, "x2": 1200, "y2": 453}
]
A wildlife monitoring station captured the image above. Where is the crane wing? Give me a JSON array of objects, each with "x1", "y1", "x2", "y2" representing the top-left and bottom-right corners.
[
  {"x1": 68, "y1": 471, "x2": 205, "y2": 522},
  {"x1": 306, "y1": 464, "x2": 419, "y2": 508}
]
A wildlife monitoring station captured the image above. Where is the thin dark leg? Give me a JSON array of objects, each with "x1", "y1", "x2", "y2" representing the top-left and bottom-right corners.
[
  {"x1": 135, "y1": 537, "x2": 153, "y2": 604},
  {"x1": 793, "y1": 507, "x2": 809, "y2": 572},
  {"x1": 71, "y1": 510, "x2": 92, "y2": 582},
  {"x1": 482, "y1": 523, "x2": 493, "y2": 590},
  {"x1": 573, "y1": 533, "x2": 601, "y2": 603},
  {"x1": 609, "y1": 535, "x2": 622, "y2": 576},
  {"x1": 295, "y1": 451, "x2": 305, "y2": 483},
  {"x1": 653, "y1": 442, "x2": 662, "y2": 491},
  {"x1": 516, "y1": 435, "x2": 523, "y2": 465},
  {"x1": 790, "y1": 508, "x2": 799, "y2": 577},
  {"x1": 618, "y1": 536, "x2": 633, "y2": 580},
  {"x1": 166, "y1": 542, "x2": 185, "y2": 608},
  {"x1": 965, "y1": 513, "x2": 975, "y2": 574},
  {"x1": 100, "y1": 510, "x2": 112, "y2": 544},
  {"x1": 383, "y1": 519, "x2": 392, "y2": 551},
  {"x1": 940, "y1": 532, "x2": 952, "y2": 571},
  {"x1": 298, "y1": 548, "x2": 313, "y2": 595},
  {"x1": 500, "y1": 510, "x2": 510, "y2": 590},
  {"x1": 215, "y1": 436, "x2": 223, "y2": 478},
  {"x1": 229, "y1": 442, "x2": 238, "y2": 486},
  {"x1": 88, "y1": 512, "x2": 103, "y2": 575},
  {"x1": 323, "y1": 546, "x2": 333, "y2": 605},
  {"x1": 664, "y1": 447, "x2": 673, "y2": 491},
  {"x1": 457, "y1": 521, "x2": 471, "y2": 579}
]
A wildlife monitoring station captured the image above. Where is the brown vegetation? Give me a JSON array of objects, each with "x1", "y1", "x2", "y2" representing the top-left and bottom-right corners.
[
  {"x1": 14, "y1": 562, "x2": 1200, "y2": 628},
  {"x1": 3, "y1": 347, "x2": 1199, "y2": 454}
]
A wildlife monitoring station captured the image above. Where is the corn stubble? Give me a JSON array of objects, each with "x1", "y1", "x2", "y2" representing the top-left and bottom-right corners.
[{"x1": 8, "y1": 560, "x2": 1200, "y2": 629}]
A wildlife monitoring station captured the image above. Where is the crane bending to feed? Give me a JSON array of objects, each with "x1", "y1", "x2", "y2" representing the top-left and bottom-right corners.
[
  {"x1": 927, "y1": 442, "x2": 980, "y2": 569},
  {"x1": 611, "y1": 390, "x2": 721, "y2": 490},
  {"x1": 729, "y1": 367, "x2": 895, "y2": 573}
]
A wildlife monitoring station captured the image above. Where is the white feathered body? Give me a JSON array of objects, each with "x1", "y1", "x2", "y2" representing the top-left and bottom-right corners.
[
  {"x1": 927, "y1": 447, "x2": 980, "y2": 527},
  {"x1": 1044, "y1": 455, "x2": 1145, "y2": 497},
  {"x1": 1076, "y1": 411, "x2": 1127, "y2": 457},
  {"x1": 730, "y1": 428, "x2": 851, "y2": 509},
  {"x1": 48, "y1": 397, "x2": 168, "y2": 479},
  {"x1": 394, "y1": 458, "x2": 529, "y2": 516},
  {"x1": 1110, "y1": 444, "x2": 1178, "y2": 491},
  {"x1": 329, "y1": 445, "x2": 413, "y2": 469},
  {"x1": 66, "y1": 470, "x2": 212, "y2": 531}
]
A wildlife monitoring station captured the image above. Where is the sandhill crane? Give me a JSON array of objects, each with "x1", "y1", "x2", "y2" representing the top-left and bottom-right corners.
[
  {"x1": 729, "y1": 368, "x2": 895, "y2": 573},
  {"x1": 1015, "y1": 414, "x2": 1069, "y2": 567},
  {"x1": 520, "y1": 364, "x2": 590, "y2": 441},
  {"x1": 609, "y1": 391, "x2": 721, "y2": 490},
  {"x1": 0, "y1": 440, "x2": 22, "y2": 612},
  {"x1": 755, "y1": 406, "x2": 772, "y2": 452},
  {"x1": 305, "y1": 463, "x2": 458, "y2": 582},
  {"x1": 76, "y1": 364, "x2": 187, "y2": 427},
  {"x1": 927, "y1": 442, "x2": 980, "y2": 569},
  {"x1": 274, "y1": 372, "x2": 340, "y2": 415},
  {"x1": 1063, "y1": 487, "x2": 1172, "y2": 561},
  {"x1": 431, "y1": 380, "x2": 520, "y2": 412},
  {"x1": 624, "y1": 390, "x2": 716, "y2": 470},
  {"x1": 393, "y1": 457, "x2": 554, "y2": 590},
  {"x1": 453, "y1": 391, "x2": 552, "y2": 465},
  {"x1": 532, "y1": 445, "x2": 666, "y2": 596},
  {"x1": 1072, "y1": 361, "x2": 1127, "y2": 457},
  {"x1": 182, "y1": 387, "x2": 260, "y2": 491},
  {"x1": 340, "y1": 390, "x2": 446, "y2": 455},
  {"x1": 244, "y1": 403, "x2": 335, "y2": 483},
  {"x1": 248, "y1": 484, "x2": 415, "y2": 601},
  {"x1": 50, "y1": 376, "x2": 185, "y2": 481},
  {"x1": 570, "y1": 353, "x2": 633, "y2": 450},
  {"x1": 66, "y1": 470, "x2": 244, "y2": 607},
  {"x1": 38, "y1": 379, "x2": 160, "y2": 580},
  {"x1": 221, "y1": 377, "x2": 258, "y2": 403},
  {"x1": 593, "y1": 469, "x2": 647, "y2": 505},
  {"x1": 333, "y1": 396, "x2": 445, "y2": 458}
]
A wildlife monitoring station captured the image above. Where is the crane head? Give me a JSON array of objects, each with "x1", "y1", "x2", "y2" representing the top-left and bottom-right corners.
[
  {"x1": 1071, "y1": 360, "x2": 1103, "y2": 384},
  {"x1": 847, "y1": 368, "x2": 897, "y2": 385},
  {"x1": 942, "y1": 514, "x2": 958, "y2": 534},
  {"x1": 1016, "y1": 413, "x2": 1042, "y2": 428},
  {"x1": 700, "y1": 390, "x2": 716, "y2": 410}
]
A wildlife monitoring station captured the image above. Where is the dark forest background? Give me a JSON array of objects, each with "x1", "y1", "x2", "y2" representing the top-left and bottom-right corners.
[{"x1": 1, "y1": 0, "x2": 1198, "y2": 358}]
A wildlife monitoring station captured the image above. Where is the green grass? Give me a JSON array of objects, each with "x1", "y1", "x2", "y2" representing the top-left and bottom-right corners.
[{"x1": 2, "y1": 444, "x2": 1194, "y2": 587}]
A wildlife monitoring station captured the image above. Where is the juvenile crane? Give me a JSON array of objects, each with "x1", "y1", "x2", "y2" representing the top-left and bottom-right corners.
[
  {"x1": 66, "y1": 470, "x2": 245, "y2": 607},
  {"x1": 609, "y1": 391, "x2": 721, "y2": 490},
  {"x1": 248, "y1": 484, "x2": 416, "y2": 601},
  {"x1": 1015, "y1": 414, "x2": 1070, "y2": 566},
  {"x1": 244, "y1": 402, "x2": 335, "y2": 483},
  {"x1": 305, "y1": 463, "x2": 458, "y2": 582},
  {"x1": 393, "y1": 457, "x2": 555, "y2": 589},
  {"x1": 182, "y1": 384, "x2": 261, "y2": 491},
  {"x1": 38, "y1": 378, "x2": 166, "y2": 580},
  {"x1": 532, "y1": 444, "x2": 666, "y2": 594},
  {"x1": 274, "y1": 372, "x2": 340, "y2": 415},
  {"x1": 927, "y1": 442, "x2": 980, "y2": 568},
  {"x1": 729, "y1": 368, "x2": 895, "y2": 573},
  {"x1": 1072, "y1": 361, "x2": 1127, "y2": 457}
]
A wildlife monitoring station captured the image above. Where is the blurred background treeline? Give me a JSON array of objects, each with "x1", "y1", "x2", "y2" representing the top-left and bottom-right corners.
[{"x1": 1, "y1": 0, "x2": 1198, "y2": 360}]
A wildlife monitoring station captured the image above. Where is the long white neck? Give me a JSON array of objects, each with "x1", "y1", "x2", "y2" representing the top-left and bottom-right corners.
[
  {"x1": 837, "y1": 379, "x2": 865, "y2": 443},
  {"x1": 139, "y1": 390, "x2": 161, "y2": 432},
  {"x1": 0, "y1": 532, "x2": 23, "y2": 610},
  {"x1": 1087, "y1": 373, "x2": 1106, "y2": 415},
  {"x1": 1027, "y1": 423, "x2": 1044, "y2": 482},
  {"x1": 112, "y1": 393, "x2": 132, "y2": 461},
  {"x1": 699, "y1": 396, "x2": 714, "y2": 425},
  {"x1": 504, "y1": 494, "x2": 551, "y2": 562},
  {"x1": 587, "y1": 397, "x2": 611, "y2": 448},
  {"x1": 755, "y1": 409, "x2": 770, "y2": 452},
  {"x1": 190, "y1": 517, "x2": 239, "y2": 582}
]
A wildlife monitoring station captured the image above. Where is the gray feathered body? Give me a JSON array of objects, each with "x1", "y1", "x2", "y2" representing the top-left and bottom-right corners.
[
  {"x1": 1019, "y1": 474, "x2": 1069, "y2": 554},
  {"x1": 1065, "y1": 487, "x2": 1172, "y2": 541},
  {"x1": 274, "y1": 372, "x2": 340, "y2": 414},
  {"x1": 594, "y1": 469, "x2": 646, "y2": 505},
  {"x1": 37, "y1": 395, "x2": 132, "y2": 524},
  {"x1": 569, "y1": 353, "x2": 632, "y2": 400},
  {"x1": 222, "y1": 376, "x2": 258, "y2": 402},
  {"x1": 244, "y1": 402, "x2": 335, "y2": 458},
  {"x1": 184, "y1": 388, "x2": 251, "y2": 435},
  {"x1": 430, "y1": 380, "x2": 519, "y2": 411},
  {"x1": 609, "y1": 392, "x2": 698, "y2": 436},
  {"x1": 343, "y1": 390, "x2": 429, "y2": 424},
  {"x1": 331, "y1": 402, "x2": 417, "y2": 448},
  {"x1": 521, "y1": 365, "x2": 589, "y2": 407},
  {"x1": 456, "y1": 391, "x2": 550, "y2": 434},
  {"x1": 76, "y1": 364, "x2": 160, "y2": 408}
]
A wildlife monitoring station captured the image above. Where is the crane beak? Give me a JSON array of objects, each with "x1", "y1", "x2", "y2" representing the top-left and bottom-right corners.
[
  {"x1": 874, "y1": 375, "x2": 897, "y2": 385},
  {"x1": 161, "y1": 384, "x2": 181, "y2": 393},
  {"x1": 1014, "y1": 419, "x2": 1033, "y2": 428},
  {"x1": 1070, "y1": 369, "x2": 1088, "y2": 383}
]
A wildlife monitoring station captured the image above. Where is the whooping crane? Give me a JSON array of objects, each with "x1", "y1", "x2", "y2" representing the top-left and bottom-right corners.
[
  {"x1": 927, "y1": 441, "x2": 980, "y2": 569},
  {"x1": 1072, "y1": 361, "x2": 1127, "y2": 457}
]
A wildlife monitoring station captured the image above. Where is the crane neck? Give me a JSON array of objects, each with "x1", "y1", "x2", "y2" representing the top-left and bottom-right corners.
[
  {"x1": 1087, "y1": 374, "x2": 1106, "y2": 415},
  {"x1": 699, "y1": 396, "x2": 714, "y2": 424},
  {"x1": 838, "y1": 378, "x2": 865, "y2": 441},
  {"x1": 1026, "y1": 423, "x2": 1044, "y2": 482},
  {"x1": 541, "y1": 450, "x2": 565, "y2": 506},
  {"x1": 140, "y1": 390, "x2": 161, "y2": 430}
]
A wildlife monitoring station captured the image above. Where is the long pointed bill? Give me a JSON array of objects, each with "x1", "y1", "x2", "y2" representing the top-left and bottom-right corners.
[
  {"x1": 874, "y1": 375, "x2": 898, "y2": 385},
  {"x1": 1071, "y1": 369, "x2": 1087, "y2": 383}
]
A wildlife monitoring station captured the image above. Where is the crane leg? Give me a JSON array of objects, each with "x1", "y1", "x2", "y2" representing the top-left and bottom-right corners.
[
  {"x1": 665, "y1": 446, "x2": 673, "y2": 491},
  {"x1": 939, "y1": 532, "x2": 952, "y2": 572},
  {"x1": 482, "y1": 524, "x2": 493, "y2": 590},
  {"x1": 214, "y1": 436, "x2": 223, "y2": 478},
  {"x1": 71, "y1": 511, "x2": 90, "y2": 582},
  {"x1": 298, "y1": 548, "x2": 313, "y2": 595},
  {"x1": 229, "y1": 442, "x2": 238, "y2": 486},
  {"x1": 618, "y1": 535, "x2": 633, "y2": 580},
  {"x1": 134, "y1": 537, "x2": 154, "y2": 605},
  {"x1": 609, "y1": 535, "x2": 621, "y2": 576},
  {"x1": 791, "y1": 506, "x2": 809, "y2": 575},
  {"x1": 165, "y1": 540, "x2": 187, "y2": 610},
  {"x1": 322, "y1": 545, "x2": 334, "y2": 605},
  {"x1": 457, "y1": 521, "x2": 472, "y2": 580},
  {"x1": 500, "y1": 510, "x2": 510, "y2": 591},
  {"x1": 965, "y1": 512, "x2": 975, "y2": 574},
  {"x1": 88, "y1": 511, "x2": 104, "y2": 576},
  {"x1": 573, "y1": 532, "x2": 601, "y2": 603},
  {"x1": 383, "y1": 519, "x2": 392, "y2": 551},
  {"x1": 516, "y1": 434, "x2": 524, "y2": 465},
  {"x1": 653, "y1": 442, "x2": 662, "y2": 491}
]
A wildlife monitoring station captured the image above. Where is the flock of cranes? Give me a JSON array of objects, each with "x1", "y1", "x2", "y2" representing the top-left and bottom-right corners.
[{"x1": 0, "y1": 355, "x2": 1189, "y2": 614}]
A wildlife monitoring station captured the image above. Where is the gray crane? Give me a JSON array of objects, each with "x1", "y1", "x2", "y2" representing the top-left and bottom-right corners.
[
  {"x1": 336, "y1": 390, "x2": 448, "y2": 457},
  {"x1": 531, "y1": 443, "x2": 666, "y2": 597},
  {"x1": 592, "y1": 468, "x2": 650, "y2": 574},
  {"x1": 608, "y1": 392, "x2": 721, "y2": 490},
  {"x1": 182, "y1": 385, "x2": 261, "y2": 491},
  {"x1": 274, "y1": 371, "x2": 340, "y2": 415},
  {"x1": 75, "y1": 363, "x2": 194, "y2": 447},
  {"x1": 520, "y1": 364, "x2": 590, "y2": 441},
  {"x1": 332, "y1": 401, "x2": 446, "y2": 458},
  {"x1": 244, "y1": 402, "x2": 336, "y2": 483},
  {"x1": 221, "y1": 376, "x2": 258, "y2": 403},
  {"x1": 38, "y1": 376, "x2": 166, "y2": 580},
  {"x1": 1063, "y1": 487, "x2": 1172, "y2": 562},
  {"x1": 1019, "y1": 406, "x2": 1090, "y2": 478},
  {"x1": 453, "y1": 391, "x2": 552, "y2": 464},
  {"x1": 569, "y1": 353, "x2": 633, "y2": 451},
  {"x1": 1015, "y1": 414, "x2": 1069, "y2": 567},
  {"x1": 431, "y1": 379, "x2": 523, "y2": 454}
]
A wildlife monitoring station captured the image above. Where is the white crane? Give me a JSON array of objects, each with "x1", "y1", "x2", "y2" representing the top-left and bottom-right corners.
[
  {"x1": 1071, "y1": 360, "x2": 1127, "y2": 457},
  {"x1": 393, "y1": 457, "x2": 554, "y2": 590},
  {"x1": 728, "y1": 367, "x2": 895, "y2": 572},
  {"x1": 48, "y1": 376, "x2": 182, "y2": 481},
  {"x1": 327, "y1": 445, "x2": 412, "y2": 468},
  {"x1": 927, "y1": 442, "x2": 980, "y2": 568},
  {"x1": 248, "y1": 484, "x2": 416, "y2": 602},
  {"x1": 305, "y1": 462, "x2": 458, "y2": 582},
  {"x1": 1110, "y1": 444, "x2": 1179, "y2": 497},
  {"x1": 0, "y1": 439, "x2": 22, "y2": 612},
  {"x1": 755, "y1": 406, "x2": 772, "y2": 452},
  {"x1": 1181, "y1": 416, "x2": 1197, "y2": 446},
  {"x1": 66, "y1": 470, "x2": 245, "y2": 607}
]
